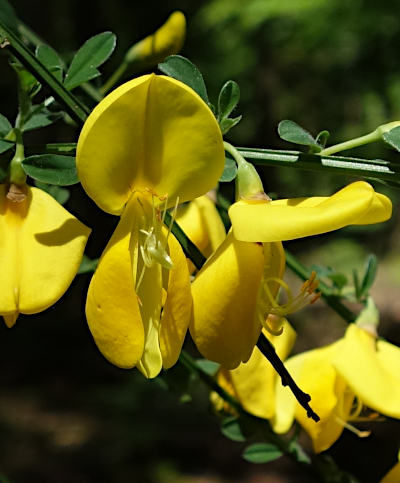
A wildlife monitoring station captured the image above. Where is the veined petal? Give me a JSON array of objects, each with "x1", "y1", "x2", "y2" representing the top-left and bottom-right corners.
[
  {"x1": 230, "y1": 321, "x2": 296, "y2": 419},
  {"x1": 77, "y1": 74, "x2": 224, "y2": 215},
  {"x1": 86, "y1": 203, "x2": 144, "y2": 369},
  {"x1": 159, "y1": 233, "x2": 192, "y2": 369},
  {"x1": 333, "y1": 324, "x2": 400, "y2": 418},
  {"x1": 190, "y1": 231, "x2": 265, "y2": 369},
  {"x1": 229, "y1": 182, "x2": 390, "y2": 242},
  {"x1": 0, "y1": 186, "x2": 90, "y2": 319}
]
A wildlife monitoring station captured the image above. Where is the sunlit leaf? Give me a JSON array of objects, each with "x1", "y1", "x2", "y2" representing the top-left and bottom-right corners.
[
  {"x1": 22, "y1": 154, "x2": 78, "y2": 185},
  {"x1": 64, "y1": 32, "x2": 116, "y2": 90},
  {"x1": 158, "y1": 55, "x2": 209, "y2": 103}
]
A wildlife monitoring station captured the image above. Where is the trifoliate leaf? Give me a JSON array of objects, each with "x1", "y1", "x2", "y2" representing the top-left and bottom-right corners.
[
  {"x1": 22, "y1": 154, "x2": 78, "y2": 185},
  {"x1": 242, "y1": 443, "x2": 283, "y2": 463},
  {"x1": 158, "y1": 55, "x2": 209, "y2": 103},
  {"x1": 64, "y1": 32, "x2": 116, "y2": 90}
]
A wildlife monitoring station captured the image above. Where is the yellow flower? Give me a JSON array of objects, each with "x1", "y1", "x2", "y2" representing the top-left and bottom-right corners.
[
  {"x1": 381, "y1": 461, "x2": 400, "y2": 483},
  {"x1": 76, "y1": 74, "x2": 225, "y2": 377},
  {"x1": 190, "y1": 181, "x2": 392, "y2": 369},
  {"x1": 0, "y1": 184, "x2": 90, "y2": 327},
  {"x1": 273, "y1": 324, "x2": 400, "y2": 453},
  {"x1": 176, "y1": 194, "x2": 226, "y2": 272},
  {"x1": 125, "y1": 11, "x2": 186, "y2": 68},
  {"x1": 211, "y1": 317, "x2": 296, "y2": 419}
]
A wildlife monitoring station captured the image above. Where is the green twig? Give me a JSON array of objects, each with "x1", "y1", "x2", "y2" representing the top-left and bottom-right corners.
[{"x1": 0, "y1": 18, "x2": 90, "y2": 125}]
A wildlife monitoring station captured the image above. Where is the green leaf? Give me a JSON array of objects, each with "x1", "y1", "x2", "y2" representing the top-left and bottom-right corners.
[
  {"x1": 64, "y1": 32, "x2": 116, "y2": 90},
  {"x1": 288, "y1": 440, "x2": 311, "y2": 464},
  {"x1": 22, "y1": 154, "x2": 79, "y2": 185},
  {"x1": 220, "y1": 115, "x2": 242, "y2": 135},
  {"x1": 34, "y1": 180, "x2": 70, "y2": 205},
  {"x1": 360, "y1": 254, "x2": 377, "y2": 297},
  {"x1": 0, "y1": 113, "x2": 12, "y2": 137},
  {"x1": 218, "y1": 80, "x2": 240, "y2": 121},
  {"x1": 221, "y1": 417, "x2": 246, "y2": 442},
  {"x1": 158, "y1": 55, "x2": 209, "y2": 103},
  {"x1": 315, "y1": 129, "x2": 330, "y2": 148},
  {"x1": 242, "y1": 443, "x2": 283, "y2": 464},
  {"x1": 36, "y1": 44, "x2": 63, "y2": 82},
  {"x1": 0, "y1": 139, "x2": 13, "y2": 154},
  {"x1": 195, "y1": 359, "x2": 220, "y2": 376},
  {"x1": 78, "y1": 255, "x2": 99, "y2": 274},
  {"x1": 23, "y1": 110, "x2": 62, "y2": 132},
  {"x1": 278, "y1": 120, "x2": 318, "y2": 148},
  {"x1": 382, "y1": 126, "x2": 400, "y2": 152},
  {"x1": 353, "y1": 268, "x2": 361, "y2": 300},
  {"x1": 0, "y1": 0, "x2": 18, "y2": 32},
  {"x1": 220, "y1": 155, "x2": 237, "y2": 182}
]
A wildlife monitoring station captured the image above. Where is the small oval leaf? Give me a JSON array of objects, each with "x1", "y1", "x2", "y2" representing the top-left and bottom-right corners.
[
  {"x1": 242, "y1": 443, "x2": 283, "y2": 464},
  {"x1": 158, "y1": 55, "x2": 209, "y2": 103},
  {"x1": 278, "y1": 120, "x2": 317, "y2": 147},
  {"x1": 220, "y1": 155, "x2": 237, "y2": 182},
  {"x1": 22, "y1": 154, "x2": 78, "y2": 185},
  {"x1": 0, "y1": 113, "x2": 12, "y2": 137},
  {"x1": 36, "y1": 44, "x2": 64, "y2": 82},
  {"x1": 218, "y1": 80, "x2": 240, "y2": 121},
  {"x1": 382, "y1": 126, "x2": 400, "y2": 152},
  {"x1": 64, "y1": 32, "x2": 116, "y2": 90},
  {"x1": 221, "y1": 417, "x2": 246, "y2": 442}
]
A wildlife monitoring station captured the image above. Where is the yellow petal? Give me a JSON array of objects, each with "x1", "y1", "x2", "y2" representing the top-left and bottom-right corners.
[
  {"x1": 333, "y1": 324, "x2": 400, "y2": 418},
  {"x1": 274, "y1": 342, "x2": 350, "y2": 453},
  {"x1": 77, "y1": 74, "x2": 224, "y2": 215},
  {"x1": 176, "y1": 195, "x2": 226, "y2": 257},
  {"x1": 381, "y1": 462, "x2": 400, "y2": 483},
  {"x1": 159, "y1": 233, "x2": 192, "y2": 369},
  {"x1": 85, "y1": 202, "x2": 144, "y2": 369},
  {"x1": 230, "y1": 321, "x2": 296, "y2": 419},
  {"x1": 190, "y1": 231, "x2": 265, "y2": 369},
  {"x1": 0, "y1": 186, "x2": 90, "y2": 318},
  {"x1": 229, "y1": 182, "x2": 391, "y2": 242}
]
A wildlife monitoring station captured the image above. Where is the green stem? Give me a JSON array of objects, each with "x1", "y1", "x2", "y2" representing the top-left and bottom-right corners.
[
  {"x1": 9, "y1": 128, "x2": 26, "y2": 185},
  {"x1": 100, "y1": 60, "x2": 129, "y2": 95},
  {"x1": 224, "y1": 141, "x2": 265, "y2": 199},
  {"x1": 319, "y1": 131, "x2": 380, "y2": 156},
  {"x1": 285, "y1": 251, "x2": 356, "y2": 323},
  {"x1": 0, "y1": 18, "x2": 90, "y2": 125}
]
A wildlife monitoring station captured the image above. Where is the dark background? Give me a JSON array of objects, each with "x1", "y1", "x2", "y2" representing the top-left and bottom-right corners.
[{"x1": 1, "y1": 1, "x2": 400, "y2": 481}]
